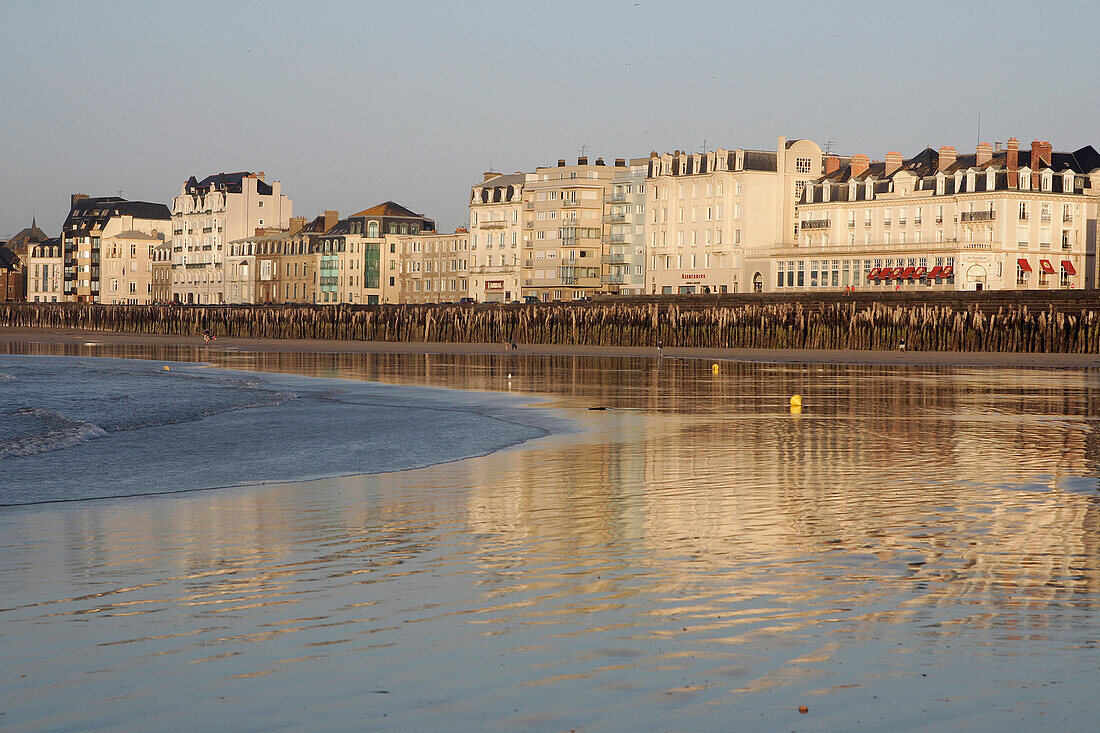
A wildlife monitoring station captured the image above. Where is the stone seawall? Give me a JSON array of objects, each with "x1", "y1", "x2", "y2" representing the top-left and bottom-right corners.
[{"x1": 3, "y1": 297, "x2": 1100, "y2": 353}]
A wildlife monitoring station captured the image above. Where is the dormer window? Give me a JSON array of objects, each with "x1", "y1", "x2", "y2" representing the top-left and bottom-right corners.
[
  {"x1": 1019, "y1": 170, "x2": 1030, "y2": 190},
  {"x1": 1041, "y1": 172, "x2": 1052, "y2": 192},
  {"x1": 936, "y1": 175, "x2": 945, "y2": 195},
  {"x1": 986, "y1": 170, "x2": 995, "y2": 190}
]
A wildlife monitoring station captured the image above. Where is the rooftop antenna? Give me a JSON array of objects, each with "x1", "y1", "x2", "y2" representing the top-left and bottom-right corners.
[
  {"x1": 824, "y1": 141, "x2": 837, "y2": 155},
  {"x1": 976, "y1": 112, "x2": 981, "y2": 146},
  {"x1": 579, "y1": 144, "x2": 590, "y2": 158}
]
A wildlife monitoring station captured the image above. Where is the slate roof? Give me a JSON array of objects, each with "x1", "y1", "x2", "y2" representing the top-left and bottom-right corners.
[
  {"x1": 64, "y1": 197, "x2": 170, "y2": 232},
  {"x1": 475, "y1": 172, "x2": 525, "y2": 189},
  {"x1": 351, "y1": 201, "x2": 424, "y2": 218},
  {"x1": 0, "y1": 245, "x2": 19, "y2": 270},
  {"x1": 5, "y1": 219, "x2": 50, "y2": 256},
  {"x1": 185, "y1": 172, "x2": 273, "y2": 196}
]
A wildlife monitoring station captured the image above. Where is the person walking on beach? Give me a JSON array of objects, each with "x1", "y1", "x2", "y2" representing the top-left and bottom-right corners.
[{"x1": 657, "y1": 340, "x2": 664, "y2": 358}]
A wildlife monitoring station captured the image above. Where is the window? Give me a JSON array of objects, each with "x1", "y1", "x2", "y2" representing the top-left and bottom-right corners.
[{"x1": 795, "y1": 157, "x2": 812, "y2": 173}]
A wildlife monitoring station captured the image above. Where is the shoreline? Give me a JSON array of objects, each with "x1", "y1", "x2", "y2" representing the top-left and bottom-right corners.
[{"x1": 4, "y1": 326, "x2": 1100, "y2": 367}]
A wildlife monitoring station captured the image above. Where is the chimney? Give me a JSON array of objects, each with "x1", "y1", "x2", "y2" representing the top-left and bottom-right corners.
[
  {"x1": 1006, "y1": 138, "x2": 1019, "y2": 187},
  {"x1": 557, "y1": 159, "x2": 566, "y2": 167},
  {"x1": 614, "y1": 158, "x2": 626, "y2": 167},
  {"x1": 595, "y1": 157, "x2": 605, "y2": 166},
  {"x1": 994, "y1": 141, "x2": 1004, "y2": 153},
  {"x1": 482, "y1": 171, "x2": 498, "y2": 182},
  {"x1": 885, "y1": 151, "x2": 903, "y2": 175},
  {"x1": 824, "y1": 155, "x2": 841, "y2": 175},
  {"x1": 976, "y1": 142, "x2": 993, "y2": 166},
  {"x1": 71, "y1": 193, "x2": 89, "y2": 207},
  {"x1": 323, "y1": 210, "x2": 339, "y2": 231},
  {"x1": 289, "y1": 216, "x2": 306, "y2": 235},
  {"x1": 850, "y1": 154, "x2": 870, "y2": 177},
  {"x1": 937, "y1": 146, "x2": 957, "y2": 172},
  {"x1": 1031, "y1": 139, "x2": 1053, "y2": 166},
  {"x1": 578, "y1": 156, "x2": 588, "y2": 165},
  {"x1": 256, "y1": 171, "x2": 265, "y2": 181}
]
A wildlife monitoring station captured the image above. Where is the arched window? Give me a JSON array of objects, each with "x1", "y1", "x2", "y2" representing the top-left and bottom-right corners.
[{"x1": 368, "y1": 221, "x2": 378, "y2": 238}]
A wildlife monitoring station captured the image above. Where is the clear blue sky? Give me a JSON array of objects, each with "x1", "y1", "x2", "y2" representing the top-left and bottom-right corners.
[{"x1": 2, "y1": 0, "x2": 1097, "y2": 238}]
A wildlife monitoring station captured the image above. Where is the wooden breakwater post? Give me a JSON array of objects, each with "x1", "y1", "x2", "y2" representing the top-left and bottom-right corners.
[{"x1": 2, "y1": 295, "x2": 1100, "y2": 354}]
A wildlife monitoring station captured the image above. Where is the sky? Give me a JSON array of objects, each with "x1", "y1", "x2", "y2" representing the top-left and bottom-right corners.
[{"x1": 2, "y1": 0, "x2": 1098, "y2": 238}]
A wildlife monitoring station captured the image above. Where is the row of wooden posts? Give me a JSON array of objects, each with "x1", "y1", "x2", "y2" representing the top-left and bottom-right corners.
[{"x1": 3, "y1": 302, "x2": 1100, "y2": 353}]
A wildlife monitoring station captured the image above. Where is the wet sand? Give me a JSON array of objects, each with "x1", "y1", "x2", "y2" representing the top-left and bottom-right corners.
[
  {"x1": 4, "y1": 326, "x2": 1100, "y2": 367},
  {"x1": 3, "y1": 339, "x2": 1100, "y2": 730}
]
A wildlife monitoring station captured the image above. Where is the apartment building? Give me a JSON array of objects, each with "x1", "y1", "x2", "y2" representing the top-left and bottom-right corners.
[
  {"x1": 771, "y1": 139, "x2": 1100, "y2": 292},
  {"x1": 226, "y1": 228, "x2": 286, "y2": 303},
  {"x1": 280, "y1": 211, "x2": 338, "y2": 304},
  {"x1": 602, "y1": 160, "x2": 648, "y2": 295},
  {"x1": 386, "y1": 230, "x2": 470, "y2": 304},
  {"x1": 523, "y1": 157, "x2": 616, "y2": 301},
  {"x1": 151, "y1": 241, "x2": 172, "y2": 303},
  {"x1": 316, "y1": 202, "x2": 434, "y2": 304},
  {"x1": 99, "y1": 230, "x2": 161, "y2": 304},
  {"x1": 651, "y1": 138, "x2": 823, "y2": 294},
  {"x1": 59, "y1": 196, "x2": 170, "y2": 302},
  {"x1": 15, "y1": 219, "x2": 60, "y2": 303},
  {"x1": 469, "y1": 173, "x2": 524, "y2": 302},
  {"x1": 170, "y1": 172, "x2": 291, "y2": 304}
]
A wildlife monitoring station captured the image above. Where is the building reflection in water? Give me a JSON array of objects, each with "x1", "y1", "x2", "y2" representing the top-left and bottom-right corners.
[{"x1": 3, "y1": 342, "x2": 1100, "y2": 728}]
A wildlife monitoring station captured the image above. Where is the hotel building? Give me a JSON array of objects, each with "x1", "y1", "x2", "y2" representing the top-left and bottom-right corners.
[
  {"x1": 386, "y1": 230, "x2": 470, "y2": 304},
  {"x1": 469, "y1": 173, "x2": 524, "y2": 302},
  {"x1": 651, "y1": 138, "x2": 824, "y2": 295},
  {"x1": 769, "y1": 139, "x2": 1100, "y2": 292},
  {"x1": 523, "y1": 157, "x2": 616, "y2": 301},
  {"x1": 170, "y1": 172, "x2": 292, "y2": 304},
  {"x1": 60, "y1": 196, "x2": 171, "y2": 302},
  {"x1": 14, "y1": 219, "x2": 61, "y2": 303},
  {"x1": 602, "y1": 160, "x2": 648, "y2": 295}
]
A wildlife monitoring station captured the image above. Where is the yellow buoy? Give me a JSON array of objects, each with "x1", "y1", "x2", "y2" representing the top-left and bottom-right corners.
[
  {"x1": 162, "y1": 366, "x2": 170, "y2": 371},
  {"x1": 712, "y1": 363, "x2": 720, "y2": 374},
  {"x1": 789, "y1": 395, "x2": 802, "y2": 408},
  {"x1": 790, "y1": 404, "x2": 802, "y2": 415}
]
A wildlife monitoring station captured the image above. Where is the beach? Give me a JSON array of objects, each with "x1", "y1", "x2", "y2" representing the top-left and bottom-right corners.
[{"x1": 2, "y1": 331, "x2": 1099, "y2": 730}]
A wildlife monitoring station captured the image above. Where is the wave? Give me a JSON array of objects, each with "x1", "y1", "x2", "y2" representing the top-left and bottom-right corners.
[
  {"x1": 0, "y1": 408, "x2": 108, "y2": 459},
  {"x1": 0, "y1": 372, "x2": 15, "y2": 382}
]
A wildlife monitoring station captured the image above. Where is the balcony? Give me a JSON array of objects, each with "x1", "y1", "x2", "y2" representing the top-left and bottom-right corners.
[
  {"x1": 524, "y1": 202, "x2": 534, "y2": 209},
  {"x1": 562, "y1": 276, "x2": 578, "y2": 285},
  {"x1": 562, "y1": 200, "x2": 579, "y2": 207},
  {"x1": 602, "y1": 254, "x2": 628, "y2": 264},
  {"x1": 1064, "y1": 215, "x2": 1073, "y2": 223},
  {"x1": 898, "y1": 218, "x2": 907, "y2": 226},
  {"x1": 864, "y1": 220, "x2": 872, "y2": 227},
  {"x1": 1041, "y1": 214, "x2": 1052, "y2": 223},
  {"x1": 847, "y1": 220, "x2": 855, "y2": 228},
  {"x1": 800, "y1": 219, "x2": 830, "y2": 230},
  {"x1": 603, "y1": 214, "x2": 627, "y2": 223},
  {"x1": 935, "y1": 216, "x2": 944, "y2": 224},
  {"x1": 914, "y1": 217, "x2": 922, "y2": 225},
  {"x1": 1019, "y1": 213, "x2": 1029, "y2": 221},
  {"x1": 524, "y1": 222, "x2": 533, "y2": 228},
  {"x1": 480, "y1": 220, "x2": 506, "y2": 229},
  {"x1": 961, "y1": 211, "x2": 995, "y2": 222},
  {"x1": 605, "y1": 273, "x2": 626, "y2": 284},
  {"x1": 883, "y1": 219, "x2": 892, "y2": 227},
  {"x1": 203, "y1": 227, "x2": 213, "y2": 233},
  {"x1": 606, "y1": 234, "x2": 626, "y2": 243},
  {"x1": 607, "y1": 193, "x2": 627, "y2": 203}
]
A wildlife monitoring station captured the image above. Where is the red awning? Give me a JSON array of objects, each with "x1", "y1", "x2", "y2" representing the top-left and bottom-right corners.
[
  {"x1": 939, "y1": 266, "x2": 954, "y2": 278},
  {"x1": 890, "y1": 267, "x2": 906, "y2": 279},
  {"x1": 1017, "y1": 258, "x2": 1032, "y2": 272},
  {"x1": 1039, "y1": 259, "x2": 1056, "y2": 274},
  {"x1": 927, "y1": 266, "x2": 942, "y2": 279},
  {"x1": 1061, "y1": 260, "x2": 1076, "y2": 275},
  {"x1": 913, "y1": 267, "x2": 928, "y2": 279},
  {"x1": 867, "y1": 267, "x2": 882, "y2": 280},
  {"x1": 900, "y1": 267, "x2": 916, "y2": 279}
]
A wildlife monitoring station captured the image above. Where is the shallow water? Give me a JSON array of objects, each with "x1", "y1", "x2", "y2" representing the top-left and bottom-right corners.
[{"x1": 2, "y1": 345, "x2": 1099, "y2": 731}]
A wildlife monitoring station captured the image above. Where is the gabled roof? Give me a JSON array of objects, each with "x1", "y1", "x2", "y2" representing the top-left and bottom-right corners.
[
  {"x1": 351, "y1": 201, "x2": 423, "y2": 218},
  {"x1": 5, "y1": 219, "x2": 50, "y2": 253}
]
